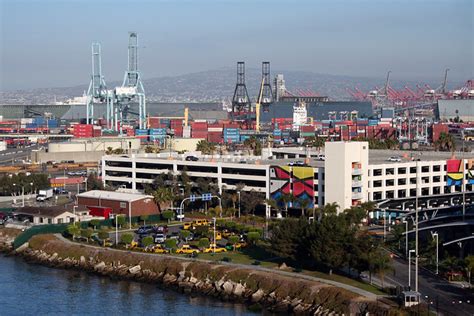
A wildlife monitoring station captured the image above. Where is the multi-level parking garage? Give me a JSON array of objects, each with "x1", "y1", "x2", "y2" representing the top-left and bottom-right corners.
[{"x1": 102, "y1": 142, "x2": 474, "y2": 213}]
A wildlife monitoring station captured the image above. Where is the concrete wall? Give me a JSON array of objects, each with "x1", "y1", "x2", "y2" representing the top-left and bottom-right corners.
[
  {"x1": 171, "y1": 138, "x2": 203, "y2": 152},
  {"x1": 33, "y1": 212, "x2": 76, "y2": 225},
  {"x1": 324, "y1": 142, "x2": 368, "y2": 211},
  {"x1": 33, "y1": 150, "x2": 105, "y2": 163},
  {"x1": 48, "y1": 138, "x2": 141, "y2": 153}
]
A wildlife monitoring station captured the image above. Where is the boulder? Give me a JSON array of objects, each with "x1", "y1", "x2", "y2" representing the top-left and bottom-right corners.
[
  {"x1": 222, "y1": 281, "x2": 234, "y2": 295},
  {"x1": 233, "y1": 283, "x2": 245, "y2": 297},
  {"x1": 94, "y1": 261, "x2": 106, "y2": 271},
  {"x1": 128, "y1": 265, "x2": 141, "y2": 274},
  {"x1": 251, "y1": 289, "x2": 265, "y2": 302}
]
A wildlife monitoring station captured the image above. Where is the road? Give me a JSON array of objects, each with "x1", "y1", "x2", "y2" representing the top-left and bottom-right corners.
[
  {"x1": 379, "y1": 256, "x2": 474, "y2": 316},
  {"x1": 0, "y1": 144, "x2": 38, "y2": 165}
]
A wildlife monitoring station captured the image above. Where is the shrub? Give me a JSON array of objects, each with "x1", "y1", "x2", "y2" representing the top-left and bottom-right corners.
[
  {"x1": 66, "y1": 224, "x2": 80, "y2": 239},
  {"x1": 80, "y1": 228, "x2": 93, "y2": 242},
  {"x1": 225, "y1": 221, "x2": 236, "y2": 230},
  {"x1": 252, "y1": 260, "x2": 261, "y2": 265},
  {"x1": 120, "y1": 233, "x2": 134, "y2": 245},
  {"x1": 161, "y1": 210, "x2": 175, "y2": 223},
  {"x1": 247, "y1": 231, "x2": 261, "y2": 245},
  {"x1": 141, "y1": 236, "x2": 154, "y2": 248},
  {"x1": 164, "y1": 238, "x2": 177, "y2": 249},
  {"x1": 140, "y1": 215, "x2": 149, "y2": 225},
  {"x1": 198, "y1": 237, "x2": 210, "y2": 249},
  {"x1": 115, "y1": 216, "x2": 126, "y2": 228},
  {"x1": 179, "y1": 229, "x2": 191, "y2": 242},
  {"x1": 222, "y1": 257, "x2": 232, "y2": 262},
  {"x1": 98, "y1": 230, "x2": 109, "y2": 240},
  {"x1": 228, "y1": 235, "x2": 240, "y2": 251}
]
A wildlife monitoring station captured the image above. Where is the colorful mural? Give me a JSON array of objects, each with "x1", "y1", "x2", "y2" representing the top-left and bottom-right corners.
[
  {"x1": 447, "y1": 159, "x2": 463, "y2": 186},
  {"x1": 468, "y1": 159, "x2": 474, "y2": 184},
  {"x1": 270, "y1": 166, "x2": 314, "y2": 208}
]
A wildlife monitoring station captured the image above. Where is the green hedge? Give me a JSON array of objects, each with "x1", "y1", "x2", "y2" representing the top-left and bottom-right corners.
[{"x1": 14, "y1": 224, "x2": 68, "y2": 249}]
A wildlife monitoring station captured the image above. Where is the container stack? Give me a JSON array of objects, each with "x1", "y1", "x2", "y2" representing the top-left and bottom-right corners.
[
  {"x1": 149, "y1": 128, "x2": 167, "y2": 143},
  {"x1": 207, "y1": 123, "x2": 223, "y2": 143},
  {"x1": 223, "y1": 128, "x2": 240, "y2": 143},
  {"x1": 135, "y1": 129, "x2": 149, "y2": 142},
  {"x1": 191, "y1": 121, "x2": 208, "y2": 139},
  {"x1": 171, "y1": 119, "x2": 183, "y2": 137},
  {"x1": 73, "y1": 124, "x2": 94, "y2": 138}
]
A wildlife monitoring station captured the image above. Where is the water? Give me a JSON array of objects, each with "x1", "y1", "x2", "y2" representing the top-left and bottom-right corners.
[{"x1": 0, "y1": 255, "x2": 258, "y2": 316}]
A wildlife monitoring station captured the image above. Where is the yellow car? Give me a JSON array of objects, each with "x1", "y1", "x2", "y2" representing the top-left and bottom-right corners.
[
  {"x1": 204, "y1": 243, "x2": 227, "y2": 253},
  {"x1": 103, "y1": 239, "x2": 113, "y2": 247},
  {"x1": 193, "y1": 219, "x2": 209, "y2": 227},
  {"x1": 206, "y1": 230, "x2": 222, "y2": 241},
  {"x1": 183, "y1": 222, "x2": 192, "y2": 230},
  {"x1": 146, "y1": 244, "x2": 169, "y2": 254},
  {"x1": 176, "y1": 244, "x2": 200, "y2": 255}
]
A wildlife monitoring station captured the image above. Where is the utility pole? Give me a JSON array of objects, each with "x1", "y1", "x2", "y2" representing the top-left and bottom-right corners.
[{"x1": 415, "y1": 160, "x2": 419, "y2": 292}]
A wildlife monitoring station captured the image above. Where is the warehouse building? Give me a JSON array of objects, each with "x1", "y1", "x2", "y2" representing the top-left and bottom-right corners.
[
  {"x1": 101, "y1": 142, "x2": 474, "y2": 213},
  {"x1": 77, "y1": 190, "x2": 159, "y2": 217}
]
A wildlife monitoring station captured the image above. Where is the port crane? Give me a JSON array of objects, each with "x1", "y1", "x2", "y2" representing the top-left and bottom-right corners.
[{"x1": 85, "y1": 43, "x2": 109, "y2": 124}]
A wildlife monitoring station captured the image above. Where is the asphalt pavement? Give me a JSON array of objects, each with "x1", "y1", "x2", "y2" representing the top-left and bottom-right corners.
[{"x1": 377, "y1": 256, "x2": 474, "y2": 316}]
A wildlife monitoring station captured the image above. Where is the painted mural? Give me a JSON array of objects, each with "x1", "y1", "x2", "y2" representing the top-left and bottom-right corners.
[
  {"x1": 468, "y1": 159, "x2": 474, "y2": 185},
  {"x1": 447, "y1": 159, "x2": 463, "y2": 186},
  {"x1": 270, "y1": 166, "x2": 314, "y2": 208}
]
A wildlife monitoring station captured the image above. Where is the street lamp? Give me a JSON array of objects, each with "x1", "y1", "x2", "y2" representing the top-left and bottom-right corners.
[
  {"x1": 409, "y1": 249, "x2": 416, "y2": 289},
  {"x1": 212, "y1": 217, "x2": 216, "y2": 253},
  {"x1": 402, "y1": 219, "x2": 409, "y2": 257},
  {"x1": 237, "y1": 191, "x2": 241, "y2": 218},
  {"x1": 432, "y1": 232, "x2": 439, "y2": 275},
  {"x1": 73, "y1": 205, "x2": 78, "y2": 223}
]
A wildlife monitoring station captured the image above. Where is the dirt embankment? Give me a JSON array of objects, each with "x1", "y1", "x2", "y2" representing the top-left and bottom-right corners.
[
  {"x1": 20, "y1": 235, "x2": 395, "y2": 315},
  {"x1": 0, "y1": 228, "x2": 22, "y2": 252}
]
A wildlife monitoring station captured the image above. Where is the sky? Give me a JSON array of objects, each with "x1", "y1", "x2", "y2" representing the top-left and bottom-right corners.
[{"x1": 0, "y1": 0, "x2": 472, "y2": 91}]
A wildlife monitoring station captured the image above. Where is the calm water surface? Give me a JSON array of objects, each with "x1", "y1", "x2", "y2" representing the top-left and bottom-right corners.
[{"x1": 0, "y1": 255, "x2": 259, "y2": 316}]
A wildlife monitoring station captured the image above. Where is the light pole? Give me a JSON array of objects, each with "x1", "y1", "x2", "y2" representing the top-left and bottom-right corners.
[
  {"x1": 73, "y1": 205, "x2": 78, "y2": 223},
  {"x1": 402, "y1": 219, "x2": 408, "y2": 257},
  {"x1": 409, "y1": 249, "x2": 415, "y2": 289},
  {"x1": 432, "y1": 232, "x2": 439, "y2": 275},
  {"x1": 237, "y1": 191, "x2": 241, "y2": 218},
  {"x1": 383, "y1": 208, "x2": 387, "y2": 242},
  {"x1": 213, "y1": 217, "x2": 216, "y2": 253}
]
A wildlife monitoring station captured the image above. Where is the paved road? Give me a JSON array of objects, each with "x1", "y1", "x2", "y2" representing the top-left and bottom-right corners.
[
  {"x1": 382, "y1": 256, "x2": 474, "y2": 316},
  {"x1": 56, "y1": 234, "x2": 378, "y2": 300}
]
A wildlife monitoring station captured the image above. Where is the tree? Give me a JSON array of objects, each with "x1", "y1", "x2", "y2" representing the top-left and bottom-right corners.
[
  {"x1": 304, "y1": 136, "x2": 325, "y2": 149},
  {"x1": 179, "y1": 229, "x2": 191, "y2": 243},
  {"x1": 278, "y1": 193, "x2": 294, "y2": 217},
  {"x1": 196, "y1": 140, "x2": 216, "y2": 155},
  {"x1": 247, "y1": 231, "x2": 261, "y2": 245},
  {"x1": 372, "y1": 250, "x2": 392, "y2": 288},
  {"x1": 89, "y1": 219, "x2": 100, "y2": 230},
  {"x1": 161, "y1": 210, "x2": 175, "y2": 223},
  {"x1": 153, "y1": 187, "x2": 174, "y2": 211},
  {"x1": 268, "y1": 218, "x2": 309, "y2": 261},
  {"x1": 120, "y1": 233, "x2": 134, "y2": 246},
  {"x1": 140, "y1": 215, "x2": 149, "y2": 226},
  {"x1": 87, "y1": 173, "x2": 104, "y2": 190},
  {"x1": 343, "y1": 206, "x2": 366, "y2": 226},
  {"x1": 98, "y1": 230, "x2": 109, "y2": 246},
  {"x1": 434, "y1": 132, "x2": 456, "y2": 152},
  {"x1": 80, "y1": 228, "x2": 93, "y2": 243},
  {"x1": 228, "y1": 235, "x2": 240, "y2": 251},
  {"x1": 141, "y1": 236, "x2": 154, "y2": 248},
  {"x1": 464, "y1": 255, "x2": 474, "y2": 286},
  {"x1": 164, "y1": 238, "x2": 177, "y2": 250},
  {"x1": 113, "y1": 148, "x2": 125, "y2": 155},
  {"x1": 115, "y1": 215, "x2": 126, "y2": 228},
  {"x1": 105, "y1": 147, "x2": 114, "y2": 155},
  {"x1": 297, "y1": 198, "x2": 310, "y2": 217},
  {"x1": 321, "y1": 202, "x2": 339, "y2": 217},
  {"x1": 198, "y1": 237, "x2": 210, "y2": 249},
  {"x1": 241, "y1": 190, "x2": 263, "y2": 216},
  {"x1": 67, "y1": 224, "x2": 80, "y2": 240}
]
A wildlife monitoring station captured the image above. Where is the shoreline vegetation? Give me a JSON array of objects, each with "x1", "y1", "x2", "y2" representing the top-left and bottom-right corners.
[{"x1": 2, "y1": 233, "x2": 396, "y2": 315}]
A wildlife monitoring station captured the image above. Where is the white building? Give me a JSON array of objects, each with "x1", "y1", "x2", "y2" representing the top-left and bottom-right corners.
[{"x1": 101, "y1": 142, "x2": 474, "y2": 214}]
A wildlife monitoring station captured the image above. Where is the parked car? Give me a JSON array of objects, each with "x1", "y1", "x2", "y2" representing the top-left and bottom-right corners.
[
  {"x1": 167, "y1": 232, "x2": 180, "y2": 241},
  {"x1": 153, "y1": 225, "x2": 168, "y2": 235},
  {"x1": 145, "y1": 244, "x2": 169, "y2": 254},
  {"x1": 203, "y1": 243, "x2": 227, "y2": 253},
  {"x1": 316, "y1": 154, "x2": 325, "y2": 161},
  {"x1": 387, "y1": 156, "x2": 402, "y2": 162},
  {"x1": 135, "y1": 225, "x2": 155, "y2": 235},
  {"x1": 176, "y1": 244, "x2": 200, "y2": 255},
  {"x1": 185, "y1": 156, "x2": 199, "y2": 161},
  {"x1": 183, "y1": 222, "x2": 192, "y2": 230},
  {"x1": 154, "y1": 233, "x2": 166, "y2": 243}
]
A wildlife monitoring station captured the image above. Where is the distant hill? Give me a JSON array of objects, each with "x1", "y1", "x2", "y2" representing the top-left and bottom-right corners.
[{"x1": 0, "y1": 68, "x2": 451, "y2": 105}]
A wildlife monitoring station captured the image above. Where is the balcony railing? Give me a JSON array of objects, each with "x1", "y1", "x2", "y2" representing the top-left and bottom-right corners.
[
  {"x1": 352, "y1": 180, "x2": 363, "y2": 187},
  {"x1": 352, "y1": 191, "x2": 363, "y2": 199},
  {"x1": 352, "y1": 168, "x2": 363, "y2": 176}
]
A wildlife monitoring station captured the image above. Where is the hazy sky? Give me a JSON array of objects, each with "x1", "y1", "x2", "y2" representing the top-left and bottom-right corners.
[{"x1": 0, "y1": 0, "x2": 472, "y2": 90}]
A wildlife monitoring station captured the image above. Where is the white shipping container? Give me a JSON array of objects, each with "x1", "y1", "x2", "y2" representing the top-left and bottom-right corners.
[
  {"x1": 21, "y1": 118, "x2": 34, "y2": 124},
  {"x1": 0, "y1": 141, "x2": 6, "y2": 152},
  {"x1": 208, "y1": 127, "x2": 223, "y2": 132}
]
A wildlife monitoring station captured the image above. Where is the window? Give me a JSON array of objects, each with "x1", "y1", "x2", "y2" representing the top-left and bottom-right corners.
[
  {"x1": 373, "y1": 191, "x2": 382, "y2": 200},
  {"x1": 39, "y1": 217, "x2": 43, "y2": 223},
  {"x1": 386, "y1": 168, "x2": 394, "y2": 175},
  {"x1": 409, "y1": 189, "x2": 417, "y2": 197},
  {"x1": 433, "y1": 187, "x2": 441, "y2": 195},
  {"x1": 386, "y1": 191, "x2": 394, "y2": 199},
  {"x1": 386, "y1": 179, "x2": 394, "y2": 186},
  {"x1": 421, "y1": 176, "x2": 429, "y2": 184},
  {"x1": 433, "y1": 176, "x2": 441, "y2": 183},
  {"x1": 433, "y1": 165, "x2": 441, "y2": 172},
  {"x1": 421, "y1": 188, "x2": 429, "y2": 196},
  {"x1": 410, "y1": 177, "x2": 417, "y2": 184},
  {"x1": 398, "y1": 189, "x2": 407, "y2": 198},
  {"x1": 421, "y1": 166, "x2": 430, "y2": 173},
  {"x1": 373, "y1": 169, "x2": 382, "y2": 176},
  {"x1": 314, "y1": 184, "x2": 319, "y2": 191},
  {"x1": 444, "y1": 186, "x2": 451, "y2": 194},
  {"x1": 398, "y1": 167, "x2": 407, "y2": 174},
  {"x1": 398, "y1": 179, "x2": 407, "y2": 185},
  {"x1": 373, "y1": 180, "x2": 382, "y2": 188},
  {"x1": 410, "y1": 167, "x2": 417, "y2": 174},
  {"x1": 48, "y1": 219, "x2": 52, "y2": 224},
  {"x1": 120, "y1": 202, "x2": 127, "y2": 208},
  {"x1": 58, "y1": 218, "x2": 63, "y2": 224}
]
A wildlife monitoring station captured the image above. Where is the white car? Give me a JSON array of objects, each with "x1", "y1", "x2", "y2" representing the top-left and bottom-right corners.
[
  {"x1": 387, "y1": 156, "x2": 401, "y2": 162},
  {"x1": 317, "y1": 154, "x2": 325, "y2": 161}
]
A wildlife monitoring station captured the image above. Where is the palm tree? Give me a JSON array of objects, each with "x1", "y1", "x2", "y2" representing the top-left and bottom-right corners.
[
  {"x1": 153, "y1": 187, "x2": 174, "y2": 211},
  {"x1": 435, "y1": 132, "x2": 456, "y2": 152},
  {"x1": 322, "y1": 202, "x2": 339, "y2": 217},
  {"x1": 105, "y1": 147, "x2": 114, "y2": 155},
  {"x1": 196, "y1": 140, "x2": 216, "y2": 155},
  {"x1": 278, "y1": 193, "x2": 294, "y2": 217},
  {"x1": 265, "y1": 198, "x2": 278, "y2": 217},
  {"x1": 297, "y1": 198, "x2": 310, "y2": 217}
]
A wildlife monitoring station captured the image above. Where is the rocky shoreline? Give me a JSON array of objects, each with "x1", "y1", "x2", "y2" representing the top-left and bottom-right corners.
[{"x1": 4, "y1": 234, "x2": 393, "y2": 315}]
